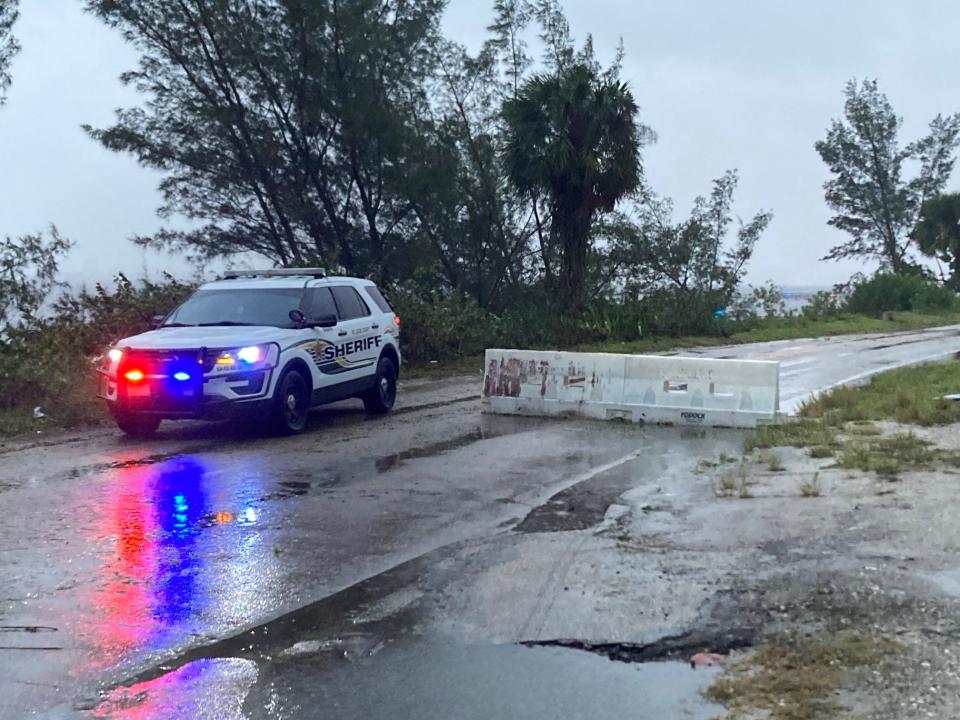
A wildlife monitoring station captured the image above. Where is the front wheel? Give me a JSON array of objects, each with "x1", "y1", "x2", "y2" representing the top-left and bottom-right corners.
[
  {"x1": 272, "y1": 370, "x2": 311, "y2": 435},
  {"x1": 114, "y1": 411, "x2": 161, "y2": 438},
  {"x1": 363, "y1": 357, "x2": 397, "y2": 415}
]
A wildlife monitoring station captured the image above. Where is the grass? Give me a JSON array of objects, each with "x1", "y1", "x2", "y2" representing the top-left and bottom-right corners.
[
  {"x1": 706, "y1": 631, "x2": 898, "y2": 720},
  {"x1": 800, "y1": 473, "x2": 822, "y2": 497},
  {"x1": 0, "y1": 377, "x2": 107, "y2": 438},
  {"x1": 766, "y1": 452, "x2": 785, "y2": 472},
  {"x1": 845, "y1": 421, "x2": 883, "y2": 436},
  {"x1": 715, "y1": 474, "x2": 738, "y2": 497},
  {"x1": 800, "y1": 360, "x2": 960, "y2": 427},
  {"x1": 714, "y1": 464, "x2": 754, "y2": 498},
  {"x1": 741, "y1": 360, "x2": 960, "y2": 477},
  {"x1": 744, "y1": 420, "x2": 839, "y2": 452},
  {"x1": 746, "y1": 418, "x2": 939, "y2": 478},
  {"x1": 836, "y1": 432, "x2": 936, "y2": 476}
]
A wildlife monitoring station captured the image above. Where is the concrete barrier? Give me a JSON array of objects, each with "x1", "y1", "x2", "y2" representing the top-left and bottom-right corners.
[{"x1": 481, "y1": 349, "x2": 780, "y2": 428}]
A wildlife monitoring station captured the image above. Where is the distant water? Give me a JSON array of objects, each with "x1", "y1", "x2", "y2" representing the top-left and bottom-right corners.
[{"x1": 779, "y1": 285, "x2": 832, "y2": 313}]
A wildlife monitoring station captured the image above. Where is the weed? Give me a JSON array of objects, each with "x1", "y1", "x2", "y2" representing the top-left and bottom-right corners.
[
  {"x1": 837, "y1": 432, "x2": 935, "y2": 476},
  {"x1": 706, "y1": 631, "x2": 898, "y2": 720},
  {"x1": 718, "y1": 452, "x2": 736, "y2": 464},
  {"x1": 845, "y1": 421, "x2": 882, "y2": 436},
  {"x1": 766, "y1": 452, "x2": 785, "y2": 472},
  {"x1": 609, "y1": 529, "x2": 673, "y2": 553},
  {"x1": 800, "y1": 360, "x2": 960, "y2": 427},
  {"x1": 736, "y1": 463, "x2": 754, "y2": 498},
  {"x1": 744, "y1": 419, "x2": 837, "y2": 452},
  {"x1": 715, "y1": 474, "x2": 738, "y2": 498},
  {"x1": 800, "y1": 473, "x2": 822, "y2": 497},
  {"x1": 809, "y1": 445, "x2": 834, "y2": 459}
]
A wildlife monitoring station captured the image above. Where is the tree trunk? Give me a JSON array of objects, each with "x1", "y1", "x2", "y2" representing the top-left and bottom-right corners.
[
  {"x1": 885, "y1": 230, "x2": 905, "y2": 273},
  {"x1": 555, "y1": 203, "x2": 593, "y2": 315}
]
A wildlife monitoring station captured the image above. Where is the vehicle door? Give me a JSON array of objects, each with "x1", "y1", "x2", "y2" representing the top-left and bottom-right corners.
[
  {"x1": 326, "y1": 285, "x2": 380, "y2": 385},
  {"x1": 299, "y1": 286, "x2": 342, "y2": 393}
]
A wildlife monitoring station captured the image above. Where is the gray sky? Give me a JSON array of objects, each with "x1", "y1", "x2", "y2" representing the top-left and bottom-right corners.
[{"x1": 1, "y1": 0, "x2": 958, "y2": 289}]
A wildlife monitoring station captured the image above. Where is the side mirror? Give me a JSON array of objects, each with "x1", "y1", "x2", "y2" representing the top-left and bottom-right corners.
[
  {"x1": 151, "y1": 314, "x2": 165, "y2": 328},
  {"x1": 289, "y1": 309, "x2": 306, "y2": 327},
  {"x1": 313, "y1": 313, "x2": 338, "y2": 328}
]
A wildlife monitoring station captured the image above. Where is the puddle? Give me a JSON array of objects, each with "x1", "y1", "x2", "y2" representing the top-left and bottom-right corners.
[
  {"x1": 373, "y1": 417, "x2": 559, "y2": 474},
  {"x1": 515, "y1": 463, "x2": 639, "y2": 532},
  {"x1": 514, "y1": 425, "x2": 746, "y2": 533},
  {"x1": 375, "y1": 430, "x2": 484, "y2": 472},
  {"x1": 921, "y1": 569, "x2": 960, "y2": 597},
  {"x1": 248, "y1": 639, "x2": 724, "y2": 719},
  {"x1": 84, "y1": 657, "x2": 258, "y2": 719}
]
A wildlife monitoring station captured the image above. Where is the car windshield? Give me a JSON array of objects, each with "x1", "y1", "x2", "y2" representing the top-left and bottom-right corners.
[{"x1": 164, "y1": 288, "x2": 305, "y2": 328}]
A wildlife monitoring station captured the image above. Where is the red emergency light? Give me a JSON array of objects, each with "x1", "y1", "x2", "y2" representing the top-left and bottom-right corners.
[{"x1": 124, "y1": 369, "x2": 145, "y2": 383}]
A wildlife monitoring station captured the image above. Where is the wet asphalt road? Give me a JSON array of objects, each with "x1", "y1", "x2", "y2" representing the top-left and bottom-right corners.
[
  {"x1": 1, "y1": 325, "x2": 959, "y2": 719},
  {"x1": 683, "y1": 323, "x2": 960, "y2": 413}
]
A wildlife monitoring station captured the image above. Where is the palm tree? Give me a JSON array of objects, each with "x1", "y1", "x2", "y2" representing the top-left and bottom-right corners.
[
  {"x1": 913, "y1": 193, "x2": 960, "y2": 288},
  {"x1": 503, "y1": 63, "x2": 643, "y2": 313}
]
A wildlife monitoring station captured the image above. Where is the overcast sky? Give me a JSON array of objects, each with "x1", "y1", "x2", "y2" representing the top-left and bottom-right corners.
[{"x1": 1, "y1": 0, "x2": 958, "y2": 289}]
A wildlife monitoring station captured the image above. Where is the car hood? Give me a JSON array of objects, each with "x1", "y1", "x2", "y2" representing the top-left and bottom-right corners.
[{"x1": 115, "y1": 325, "x2": 294, "y2": 350}]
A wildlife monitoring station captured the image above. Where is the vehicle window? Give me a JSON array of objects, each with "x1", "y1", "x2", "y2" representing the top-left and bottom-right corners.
[
  {"x1": 164, "y1": 288, "x2": 304, "y2": 327},
  {"x1": 331, "y1": 286, "x2": 371, "y2": 320},
  {"x1": 365, "y1": 285, "x2": 394, "y2": 313},
  {"x1": 304, "y1": 287, "x2": 337, "y2": 320}
]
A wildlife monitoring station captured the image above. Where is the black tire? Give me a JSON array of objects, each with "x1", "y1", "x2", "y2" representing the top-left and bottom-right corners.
[
  {"x1": 114, "y1": 412, "x2": 161, "y2": 438},
  {"x1": 363, "y1": 357, "x2": 397, "y2": 415},
  {"x1": 272, "y1": 369, "x2": 311, "y2": 435}
]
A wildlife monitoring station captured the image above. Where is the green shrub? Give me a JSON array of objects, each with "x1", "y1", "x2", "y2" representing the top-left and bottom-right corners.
[
  {"x1": 391, "y1": 289, "x2": 501, "y2": 364},
  {"x1": 912, "y1": 280, "x2": 958, "y2": 312},
  {"x1": 845, "y1": 273, "x2": 956, "y2": 314},
  {"x1": 638, "y1": 288, "x2": 728, "y2": 337},
  {"x1": 802, "y1": 290, "x2": 843, "y2": 320},
  {"x1": 573, "y1": 301, "x2": 644, "y2": 343},
  {"x1": 0, "y1": 274, "x2": 194, "y2": 428}
]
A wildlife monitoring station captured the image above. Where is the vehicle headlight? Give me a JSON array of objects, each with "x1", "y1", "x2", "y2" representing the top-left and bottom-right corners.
[
  {"x1": 99, "y1": 347, "x2": 124, "y2": 374},
  {"x1": 214, "y1": 344, "x2": 278, "y2": 370}
]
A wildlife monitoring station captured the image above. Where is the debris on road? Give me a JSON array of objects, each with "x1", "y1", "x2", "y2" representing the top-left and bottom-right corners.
[{"x1": 690, "y1": 652, "x2": 725, "y2": 669}]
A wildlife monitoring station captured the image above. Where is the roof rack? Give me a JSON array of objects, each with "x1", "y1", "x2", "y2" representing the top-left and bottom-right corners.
[{"x1": 222, "y1": 268, "x2": 327, "y2": 280}]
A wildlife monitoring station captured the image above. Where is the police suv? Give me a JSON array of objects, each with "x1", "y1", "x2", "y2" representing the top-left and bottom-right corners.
[{"x1": 97, "y1": 269, "x2": 401, "y2": 437}]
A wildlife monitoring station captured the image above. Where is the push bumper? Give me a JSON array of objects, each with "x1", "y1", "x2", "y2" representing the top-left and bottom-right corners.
[
  {"x1": 99, "y1": 366, "x2": 275, "y2": 421},
  {"x1": 105, "y1": 397, "x2": 274, "y2": 422}
]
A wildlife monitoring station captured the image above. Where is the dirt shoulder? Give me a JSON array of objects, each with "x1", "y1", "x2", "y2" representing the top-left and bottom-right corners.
[{"x1": 695, "y1": 429, "x2": 960, "y2": 719}]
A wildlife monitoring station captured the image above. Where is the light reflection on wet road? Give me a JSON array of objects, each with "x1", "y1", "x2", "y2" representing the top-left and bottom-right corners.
[
  {"x1": 77, "y1": 453, "x2": 291, "y2": 663},
  {"x1": 84, "y1": 459, "x2": 214, "y2": 669}
]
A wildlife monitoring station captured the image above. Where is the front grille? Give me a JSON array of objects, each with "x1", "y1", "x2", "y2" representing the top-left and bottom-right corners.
[
  {"x1": 119, "y1": 348, "x2": 205, "y2": 408},
  {"x1": 126, "y1": 348, "x2": 205, "y2": 368},
  {"x1": 202, "y1": 348, "x2": 227, "y2": 372}
]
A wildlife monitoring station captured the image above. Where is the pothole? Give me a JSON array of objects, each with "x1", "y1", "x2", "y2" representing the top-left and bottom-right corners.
[
  {"x1": 245, "y1": 639, "x2": 725, "y2": 720},
  {"x1": 523, "y1": 626, "x2": 757, "y2": 665}
]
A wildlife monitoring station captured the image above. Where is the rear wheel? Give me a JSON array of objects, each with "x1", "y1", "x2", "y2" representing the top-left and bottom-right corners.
[
  {"x1": 113, "y1": 411, "x2": 161, "y2": 438},
  {"x1": 363, "y1": 357, "x2": 397, "y2": 414},
  {"x1": 272, "y1": 370, "x2": 311, "y2": 435}
]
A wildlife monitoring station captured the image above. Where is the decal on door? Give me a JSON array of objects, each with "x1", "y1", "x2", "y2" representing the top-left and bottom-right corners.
[{"x1": 291, "y1": 337, "x2": 381, "y2": 375}]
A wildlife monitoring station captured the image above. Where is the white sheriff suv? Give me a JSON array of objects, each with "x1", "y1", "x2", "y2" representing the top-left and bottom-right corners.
[{"x1": 97, "y1": 269, "x2": 402, "y2": 437}]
